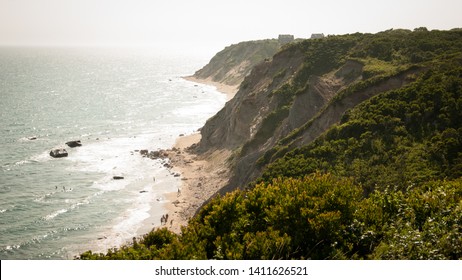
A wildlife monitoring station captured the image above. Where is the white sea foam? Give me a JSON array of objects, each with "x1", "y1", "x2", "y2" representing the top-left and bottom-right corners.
[
  {"x1": 43, "y1": 200, "x2": 90, "y2": 221},
  {"x1": 44, "y1": 208, "x2": 68, "y2": 221},
  {"x1": 29, "y1": 150, "x2": 53, "y2": 163},
  {"x1": 14, "y1": 159, "x2": 31, "y2": 166},
  {"x1": 4, "y1": 244, "x2": 20, "y2": 251},
  {"x1": 88, "y1": 169, "x2": 180, "y2": 253}
]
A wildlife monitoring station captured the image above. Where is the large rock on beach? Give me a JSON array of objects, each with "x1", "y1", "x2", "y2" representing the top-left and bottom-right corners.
[
  {"x1": 66, "y1": 140, "x2": 82, "y2": 148},
  {"x1": 50, "y1": 149, "x2": 68, "y2": 158}
]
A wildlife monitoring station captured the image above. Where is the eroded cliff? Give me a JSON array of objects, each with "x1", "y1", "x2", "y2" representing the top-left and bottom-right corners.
[{"x1": 195, "y1": 29, "x2": 462, "y2": 192}]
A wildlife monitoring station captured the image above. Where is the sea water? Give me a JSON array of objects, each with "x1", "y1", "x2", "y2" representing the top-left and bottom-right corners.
[{"x1": 0, "y1": 47, "x2": 226, "y2": 259}]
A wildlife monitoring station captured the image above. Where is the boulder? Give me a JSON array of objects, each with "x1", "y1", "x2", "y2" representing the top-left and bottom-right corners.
[
  {"x1": 50, "y1": 149, "x2": 68, "y2": 158},
  {"x1": 66, "y1": 140, "x2": 82, "y2": 148}
]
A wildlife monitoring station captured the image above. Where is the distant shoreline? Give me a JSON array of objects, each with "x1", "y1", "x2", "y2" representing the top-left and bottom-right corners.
[{"x1": 183, "y1": 76, "x2": 238, "y2": 101}]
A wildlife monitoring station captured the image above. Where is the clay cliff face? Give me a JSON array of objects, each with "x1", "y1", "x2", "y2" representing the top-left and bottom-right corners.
[{"x1": 197, "y1": 46, "x2": 304, "y2": 151}]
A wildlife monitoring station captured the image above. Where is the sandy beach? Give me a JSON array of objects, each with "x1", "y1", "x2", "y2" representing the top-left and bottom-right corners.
[
  {"x1": 184, "y1": 76, "x2": 238, "y2": 101},
  {"x1": 156, "y1": 77, "x2": 237, "y2": 234}
]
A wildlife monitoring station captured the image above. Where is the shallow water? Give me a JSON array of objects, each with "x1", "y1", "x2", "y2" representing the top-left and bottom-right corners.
[{"x1": 0, "y1": 47, "x2": 225, "y2": 259}]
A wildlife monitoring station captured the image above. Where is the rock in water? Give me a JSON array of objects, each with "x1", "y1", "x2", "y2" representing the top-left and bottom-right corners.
[
  {"x1": 66, "y1": 140, "x2": 82, "y2": 148},
  {"x1": 50, "y1": 149, "x2": 68, "y2": 158}
]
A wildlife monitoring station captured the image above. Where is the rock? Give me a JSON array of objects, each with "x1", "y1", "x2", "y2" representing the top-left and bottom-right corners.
[
  {"x1": 148, "y1": 150, "x2": 162, "y2": 159},
  {"x1": 28, "y1": 136, "x2": 37, "y2": 140},
  {"x1": 113, "y1": 176, "x2": 124, "y2": 180},
  {"x1": 139, "y1": 190, "x2": 148, "y2": 193},
  {"x1": 50, "y1": 149, "x2": 68, "y2": 158},
  {"x1": 65, "y1": 140, "x2": 82, "y2": 148},
  {"x1": 140, "y1": 149, "x2": 149, "y2": 156}
]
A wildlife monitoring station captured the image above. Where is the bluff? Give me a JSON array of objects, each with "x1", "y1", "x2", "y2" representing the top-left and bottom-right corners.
[
  {"x1": 191, "y1": 39, "x2": 282, "y2": 86},
  {"x1": 195, "y1": 28, "x2": 462, "y2": 192}
]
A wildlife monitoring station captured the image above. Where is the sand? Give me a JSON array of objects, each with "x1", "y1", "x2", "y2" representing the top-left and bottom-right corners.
[
  {"x1": 184, "y1": 76, "x2": 239, "y2": 101},
  {"x1": 157, "y1": 77, "x2": 238, "y2": 234}
]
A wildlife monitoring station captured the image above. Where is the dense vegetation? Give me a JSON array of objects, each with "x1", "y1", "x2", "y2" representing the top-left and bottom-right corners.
[
  {"x1": 273, "y1": 28, "x2": 462, "y2": 96},
  {"x1": 80, "y1": 28, "x2": 462, "y2": 260},
  {"x1": 262, "y1": 67, "x2": 462, "y2": 193},
  {"x1": 80, "y1": 174, "x2": 461, "y2": 259}
]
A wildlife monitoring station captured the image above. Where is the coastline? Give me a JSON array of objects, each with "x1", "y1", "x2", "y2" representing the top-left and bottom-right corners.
[
  {"x1": 183, "y1": 76, "x2": 238, "y2": 101},
  {"x1": 158, "y1": 77, "x2": 237, "y2": 234},
  {"x1": 80, "y1": 76, "x2": 236, "y2": 256}
]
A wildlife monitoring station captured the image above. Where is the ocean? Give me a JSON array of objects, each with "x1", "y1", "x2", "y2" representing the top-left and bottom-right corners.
[{"x1": 0, "y1": 47, "x2": 226, "y2": 259}]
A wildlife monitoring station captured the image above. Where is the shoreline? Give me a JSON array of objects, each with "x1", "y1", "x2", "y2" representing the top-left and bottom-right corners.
[
  {"x1": 160, "y1": 133, "x2": 233, "y2": 234},
  {"x1": 183, "y1": 76, "x2": 238, "y2": 101},
  {"x1": 158, "y1": 77, "x2": 238, "y2": 234},
  {"x1": 79, "y1": 76, "x2": 236, "y2": 256}
]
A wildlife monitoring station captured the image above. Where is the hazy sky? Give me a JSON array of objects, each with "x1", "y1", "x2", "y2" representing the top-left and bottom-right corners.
[{"x1": 1, "y1": 0, "x2": 461, "y2": 52}]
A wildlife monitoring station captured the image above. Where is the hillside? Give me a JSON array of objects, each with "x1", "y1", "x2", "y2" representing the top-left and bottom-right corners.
[
  {"x1": 190, "y1": 39, "x2": 282, "y2": 86},
  {"x1": 197, "y1": 28, "x2": 462, "y2": 192},
  {"x1": 80, "y1": 28, "x2": 462, "y2": 260}
]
